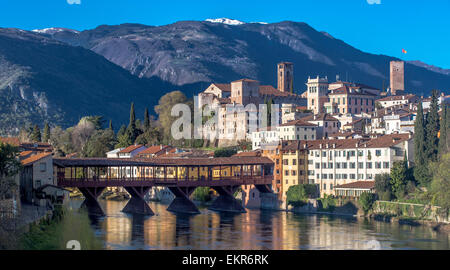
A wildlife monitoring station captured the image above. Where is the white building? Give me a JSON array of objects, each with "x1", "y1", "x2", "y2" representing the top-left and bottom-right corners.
[
  {"x1": 251, "y1": 127, "x2": 279, "y2": 150},
  {"x1": 116, "y1": 144, "x2": 147, "y2": 158},
  {"x1": 278, "y1": 120, "x2": 318, "y2": 141},
  {"x1": 384, "y1": 112, "x2": 416, "y2": 134},
  {"x1": 305, "y1": 134, "x2": 414, "y2": 196},
  {"x1": 299, "y1": 113, "x2": 340, "y2": 138},
  {"x1": 376, "y1": 94, "x2": 419, "y2": 109},
  {"x1": 106, "y1": 147, "x2": 125, "y2": 158}
]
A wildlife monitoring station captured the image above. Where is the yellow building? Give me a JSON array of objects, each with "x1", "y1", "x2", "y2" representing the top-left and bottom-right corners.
[{"x1": 281, "y1": 141, "x2": 309, "y2": 208}]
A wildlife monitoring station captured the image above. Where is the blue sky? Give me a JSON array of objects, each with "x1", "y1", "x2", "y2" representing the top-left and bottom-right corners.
[{"x1": 1, "y1": 0, "x2": 449, "y2": 68}]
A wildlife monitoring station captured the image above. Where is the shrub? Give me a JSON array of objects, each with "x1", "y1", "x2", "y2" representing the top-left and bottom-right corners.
[
  {"x1": 214, "y1": 148, "x2": 237, "y2": 157},
  {"x1": 286, "y1": 184, "x2": 318, "y2": 207},
  {"x1": 318, "y1": 194, "x2": 336, "y2": 212},
  {"x1": 359, "y1": 192, "x2": 376, "y2": 213}
]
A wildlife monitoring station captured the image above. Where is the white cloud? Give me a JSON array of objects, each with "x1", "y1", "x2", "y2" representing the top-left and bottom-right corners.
[
  {"x1": 67, "y1": 0, "x2": 81, "y2": 4},
  {"x1": 367, "y1": 0, "x2": 381, "y2": 4}
]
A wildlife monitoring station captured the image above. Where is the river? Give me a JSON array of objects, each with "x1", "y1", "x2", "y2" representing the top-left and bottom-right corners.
[{"x1": 69, "y1": 199, "x2": 449, "y2": 250}]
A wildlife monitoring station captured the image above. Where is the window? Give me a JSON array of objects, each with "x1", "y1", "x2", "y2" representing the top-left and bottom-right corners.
[
  {"x1": 285, "y1": 170, "x2": 289, "y2": 176},
  {"x1": 284, "y1": 159, "x2": 288, "y2": 165},
  {"x1": 292, "y1": 170, "x2": 297, "y2": 176},
  {"x1": 350, "y1": 162, "x2": 356, "y2": 169},
  {"x1": 329, "y1": 174, "x2": 333, "y2": 179},
  {"x1": 35, "y1": 180, "x2": 41, "y2": 188},
  {"x1": 292, "y1": 159, "x2": 297, "y2": 165},
  {"x1": 366, "y1": 162, "x2": 372, "y2": 169},
  {"x1": 328, "y1": 163, "x2": 333, "y2": 169},
  {"x1": 383, "y1": 162, "x2": 390, "y2": 169},
  {"x1": 358, "y1": 162, "x2": 364, "y2": 169},
  {"x1": 376, "y1": 150, "x2": 381, "y2": 156},
  {"x1": 336, "y1": 163, "x2": 341, "y2": 169},
  {"x1": 39, "y1": 162, "x2": 46, "y2": 172},
  {"x1": 375, "y1": 162, "x2": 382, "y2": 169},
  {"x1": 315, "y1": 163, "x2": 320, "y2": 169},
  {"x1": 323, "y1": 184, "x2": 327, "y2": 190},
  {"x1": 342, "y1": 162, "x2": 348, "y2": 169},
  {"x1": 350, "y1": 174, "x2": 356, "y2": 179}
]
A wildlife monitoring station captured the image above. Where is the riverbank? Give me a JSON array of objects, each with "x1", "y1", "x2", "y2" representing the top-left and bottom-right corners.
[
  {"x1": 288, "y1": 199, "x2": 450, "y2": 233},
  {"x1": 20, "y1": 205, "x2": 103, "y2": 250}
]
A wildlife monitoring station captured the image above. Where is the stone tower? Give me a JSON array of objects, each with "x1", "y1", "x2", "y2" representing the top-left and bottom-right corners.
[
  {"x1": 277, "y1": 62, "x2": 293, "y2": 93},
  {"x1": 306, "y1": 76, "x2": 329, "y2": 114},
  {"x1": 390, "y1": 61, "x2": 404, "y2": 95}
]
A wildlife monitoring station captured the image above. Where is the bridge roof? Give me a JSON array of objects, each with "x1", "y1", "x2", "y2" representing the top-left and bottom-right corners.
[{"x1": 53, "y1": 157, "x2": 274, "y2": 167}]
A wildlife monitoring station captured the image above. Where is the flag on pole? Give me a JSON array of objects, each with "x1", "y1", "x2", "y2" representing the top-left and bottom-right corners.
[{"x1": 402, "y1": 48, "x2": 407, "y2": 54}]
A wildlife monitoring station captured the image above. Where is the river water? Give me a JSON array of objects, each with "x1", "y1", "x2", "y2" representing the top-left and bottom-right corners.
[{"x1": 70, "y1": 199, "x2": 449, "y2": 250}]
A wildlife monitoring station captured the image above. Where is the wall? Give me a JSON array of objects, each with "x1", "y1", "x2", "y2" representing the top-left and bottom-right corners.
[{"x1": 373, "y1": 201, "x2": 450, "y2": 223}]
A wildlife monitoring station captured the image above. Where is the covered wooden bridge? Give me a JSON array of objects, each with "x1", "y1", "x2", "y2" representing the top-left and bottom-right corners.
[{"x1": 53, "y1": 156, "x2": 274, "y2": 215}]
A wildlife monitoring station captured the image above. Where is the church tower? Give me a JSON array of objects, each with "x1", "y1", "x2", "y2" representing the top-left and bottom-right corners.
[
  {"x1": 306, "y1": 76, "x2": 329, "y2": 114},
  {"x1": 277, "y1": 62, "x2": 294, "y2": 93}
]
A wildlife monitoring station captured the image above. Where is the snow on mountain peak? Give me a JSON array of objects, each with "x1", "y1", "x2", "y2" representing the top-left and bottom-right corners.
[
  {"x1": 205, "y1": 18, "x2": 245, "y2": 25},
  {"x1": 32, "y1": 27, "x2": 80, "y2": 35}
]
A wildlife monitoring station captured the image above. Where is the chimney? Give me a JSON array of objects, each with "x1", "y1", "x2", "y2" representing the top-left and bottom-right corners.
[
  {"x1": 160, "y1": 145, "x2": 163, "y2": 150},
  {"x1": 319, "y1": 143, "x2": 322, "y2": 149}
]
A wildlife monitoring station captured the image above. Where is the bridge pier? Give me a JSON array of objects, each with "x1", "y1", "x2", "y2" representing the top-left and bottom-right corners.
[
  {"x1": 209, "y1": 186, "x2": 246, "y2": 213},
  {"x1": 122, "y1": 187, "x2": 154, "y2": 215},
  {"x1": 167, "y1": 187, "x2": 200, "y2": 214},
  {"x1": 79, "y1": 187, "x2": 105, "y2": 216}
]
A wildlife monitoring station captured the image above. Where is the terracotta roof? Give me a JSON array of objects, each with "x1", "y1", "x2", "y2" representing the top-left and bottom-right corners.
[
  {"x1": 376, "y1": 94, "x2": 418, "y2": 102},
  {"x1": 0, "y1": 137, "x2": 20, "y2": 146},
  {"x1": 19, "y1": 142, "x2": 53, "y2": 152},
  {"x1": 329, "y1": 85, "x2": 376, "y2": 96},
  {"x1": 138, "y1": 145, "x2": 172, "y2": 156},
  {"x1": 53, "y1": 156, "x2": 274, "y2": 167},
  {"x1": 335, "y1": 181, "x2": 375, "y2": 190},
  {"x1": 300, "y1": 113, "x2": 339, "y2": 122},
  {"x1": 233, "y1": 150, "x2": 262, "y2": 157},
  {"x1": 259, "y1": 85, "x2": 298, "y2": 97},
  {"x1": 213, "y1": 83, "x2": 231, "y2": 92},
  {"x1": 279, "y1": 120, "x2": 317, "y2": 127},
  {"x1": 19, "y1": 151, "x2": 34, "y2": 157},
  {"x1": 22, "y1": 152, "x2": 52, "y2": 166},
  {"x1": 305, "y1": 134, "x2": 411, "y2": 150},
  {"x1": 331, "y1": 81, "x2": 379, "y2": 90},
  {"x1": 118, "y1": 144, "x2": 145, "y2": 154}
]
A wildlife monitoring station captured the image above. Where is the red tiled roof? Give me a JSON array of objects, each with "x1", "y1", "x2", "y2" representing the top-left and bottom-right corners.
[
  {"x1": 53, "y1": 156, "x2": 274, "y2": 167},
  {"x1": 280, "y1": 120, "x2": 317, "y2": 127},
  {"x1": 376, "y1": 94, "x2": 418, "y2": 102},
  {"x1": 118, "y1": 144, "x2": 145, "y2": 153},
  {"x1": 22, "y1": 152, "x2": 52, "y2": 166},
  {"x1": 0, "y1": 137, "x2": 20, "y2": 146},
  {"x1": 300, "y1": 113, "x2": 339, "y2": 122},
  {"x1": 213, "y1": 83, "x2": 231, "y2": 92},
  {"x1": 259, "y1": 85, "x2": 298, "y2": 97},
  {"x1": 138, "y1": 145, "x2": 172, "y2": 156},
  {"x1": 305, "y1": 133, "x2": 411, "y2": 150},
  {"x1": 335, "y1": 181, "x2": 375, "y2": 190},
  {"x1": 329, "y1": 85, "x2": 376, "y2": 96},
  {"x1": 233, "y1": 150, "x2": 262, "y2": 157}
]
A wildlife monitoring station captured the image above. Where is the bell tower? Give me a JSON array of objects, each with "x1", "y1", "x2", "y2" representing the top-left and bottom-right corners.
[{"x1": 277, "y1": 62, "x2": 293, "y2": 93}]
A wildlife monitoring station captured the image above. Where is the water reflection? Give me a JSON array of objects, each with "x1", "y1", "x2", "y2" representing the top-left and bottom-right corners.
[{"x1": 75, "y1": 199, "x2": 449, "y2": 250}]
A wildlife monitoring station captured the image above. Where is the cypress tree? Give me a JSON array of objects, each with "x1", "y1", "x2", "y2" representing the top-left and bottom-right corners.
[
  {"x1": 31, "y1": 125, "x2": 41, "y2": 142},
  {"x1": 109, "y1": 119, "x2": 113, "y2": 131},
  {"x1": 144, "y1": 107, "x2": 150, "y2": 131},
  {"x1": 438, "y1": 105, "x2": 449, "y2": 157},
  {"x1": 127, "y1": 102, "x2": 137, "y2": 143},
  {"x1": 425, "y1": 90, "x2": 440, "y2": 162},
  {"x1": 42, "y1": 122, "x2": 50, "y2": 143},
  {"x1": 414, "y1": 102, "x2": 429, "y2": 186}
]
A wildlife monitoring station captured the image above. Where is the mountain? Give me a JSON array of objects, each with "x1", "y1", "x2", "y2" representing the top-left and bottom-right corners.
[
  {"x1": 40, "y1": 20, "x2": 450, "y2": 96},
  {"x1": 0, "y1": 28, "x2": 181, "y2": 134},
  {"x1": 407, "y1": 60, "x2": 450, "y2": 76}
]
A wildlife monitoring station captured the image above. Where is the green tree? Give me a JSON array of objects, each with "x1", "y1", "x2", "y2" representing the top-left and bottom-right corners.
[
  {"x1": 82, "y1": 129, "x2": 117, "y2": 157},
  {"x1": 390, "y1": 161, "x2": 407, "y2": 199},
  {"x1": 42, "y1": 122, "x2": 50, "y2": 143},
  {"x1": 126, "y1": 102, "x2": 140, "y2": 143},
  {"x1": 214, "y1": 148, "x2": 237, "y2": 157},
  {"x1": 430, "y1": 153, "x2": 450, "y2": 211},
  {"x1": 286, "y1": 184, "x2": 318, "y2": 207},
  {"x1": 374, "y1": 173, "x2": 391, "y2": 201},
  {"x1": 192, "y1": 187, "x2": 212, "y2": 202},
  {"x1": 108, "y1": 120, "x2": 113, "y2": 131},
  {"x1": 0, "y1": 143, "x2": 22, "y2": 199},
  {"x1": 414, "y1": 102, "x2": 430, "y2": 186},
  {"x1": 154, "y1": 91, "x2": 188, "y2": 144},
  {"x1": 359, "y1": 192, "x2": 376, "y2": 213},
  {"x1": 30, "y1": 125, "x2": 41, "y2": 142},
  {"x1": 117, "y1": 125, "x2": 126, "y2": 138},
  {"x1": 144, "y1": 107, "x2": 150, "y2": 131},
  {"x1": 438, "y1": 105, "x2": 449, "y2": 157},
  {"x1": 426, "y1": 90, "x2": 440, "y2": 162}
]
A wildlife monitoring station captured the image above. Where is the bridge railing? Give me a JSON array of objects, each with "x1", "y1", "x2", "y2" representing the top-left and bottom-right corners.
[{"x1": 57, "y1": 175, "x2": 273, "y2": 187}]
